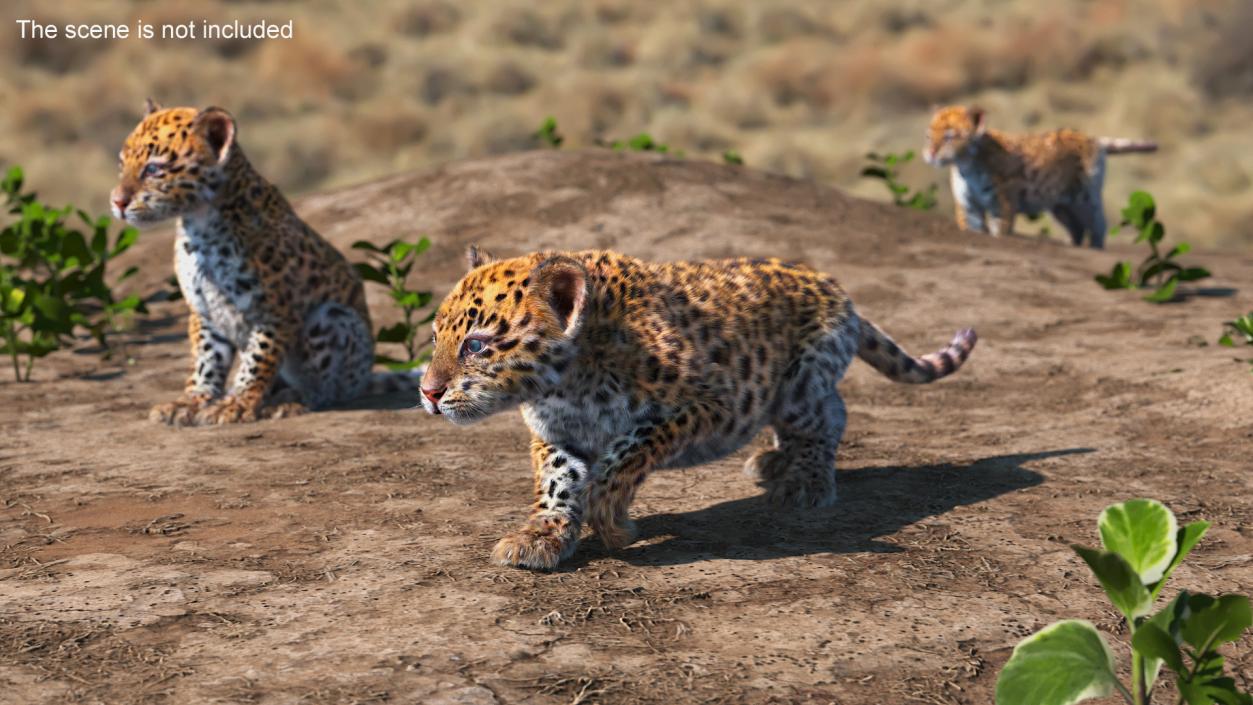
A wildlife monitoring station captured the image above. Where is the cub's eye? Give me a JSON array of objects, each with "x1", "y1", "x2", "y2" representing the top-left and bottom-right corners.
[
  {"x1": 943, "y1": 129, "x2": 956, "y2": 140},
  {"x1": 141, "y1": 162, "x2": 163, "y2": 178},
  {"x1": 461, "y1": 338, "x2": 486, "y2": 355}
]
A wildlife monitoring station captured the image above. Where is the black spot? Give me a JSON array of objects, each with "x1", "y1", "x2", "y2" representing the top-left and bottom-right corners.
[
  {"x1": 551, "y1": 456, "x2": 567, "y2": 468},
  {"x1": 497, "y1": 338, "x2": 519, "y2": 352}
]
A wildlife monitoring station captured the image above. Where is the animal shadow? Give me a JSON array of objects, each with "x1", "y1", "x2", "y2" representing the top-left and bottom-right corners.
[{"x1": 597, "y1": 448, "x2": 1088, "y2": 567}]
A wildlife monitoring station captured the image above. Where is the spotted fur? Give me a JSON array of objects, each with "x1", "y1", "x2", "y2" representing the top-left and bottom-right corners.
[
  {"x1": 420, "y1": 248, "x2": 977, "y2": 570},
  {"x1": 111, "y1": 101, "x2": 414, "y2": 425},
  {"x1": 922, "y1": 105, "x2": 1156, "y2": 248}
]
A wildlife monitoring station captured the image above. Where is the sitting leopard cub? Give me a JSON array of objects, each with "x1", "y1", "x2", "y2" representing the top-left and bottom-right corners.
[
  {"x1": 922, "y1": 104, "x2": 1156, "y2": 248},
  {"x1": 111, "y1": 101, "x2": 402, "y2": 425},
  {"x1": 420, "y1": 247, "x2": 978, "y2": 570}
]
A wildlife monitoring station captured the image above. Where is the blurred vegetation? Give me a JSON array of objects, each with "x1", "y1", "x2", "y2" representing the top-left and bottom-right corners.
[
  {"x1": 860, "y1": 150, "x2": 937, "y2": 210},
  {"x1": 1095, "y1": 191, "x2": 1210, "y2": 304},
  {"x1": 352, "y1": 237, "x2": 434, "y2": 371},
  {"x1": 5, "y1": 0, "x2": 1247, "y2": 248},
  {"x1": 0, "y1": 166, "x2": 145, "y2": 381}
]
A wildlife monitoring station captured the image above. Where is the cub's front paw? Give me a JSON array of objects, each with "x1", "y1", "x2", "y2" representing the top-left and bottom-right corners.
[
  {"x1": 491, "y1": 515, "x2": 580, "y2": 571},
  {"x1": 150, "y1": 393, "x2": 215, "y2": 426},
  {"x1": 192, "y1": 396, "x2": 262, "y2": 425}
]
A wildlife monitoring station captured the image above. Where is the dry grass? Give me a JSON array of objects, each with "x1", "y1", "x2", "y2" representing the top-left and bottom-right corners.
[{"x1": 1, "y1": 0, "x2": 1251, "y2": 247}]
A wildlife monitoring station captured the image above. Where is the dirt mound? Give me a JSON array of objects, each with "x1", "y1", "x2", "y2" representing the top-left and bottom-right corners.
[{"x1": 2, "y1": 151, "x2": 1251, "y2": 704}]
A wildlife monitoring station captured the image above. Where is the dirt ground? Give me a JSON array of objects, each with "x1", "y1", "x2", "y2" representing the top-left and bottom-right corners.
[{"x1": 2, "y1": 151, "x2": 1251, "y2": 704}]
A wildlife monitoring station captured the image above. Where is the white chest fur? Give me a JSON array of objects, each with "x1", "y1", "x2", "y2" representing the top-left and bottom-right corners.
[{"x1": 175, "y1": 217, "x2": 262, "y2": 347}]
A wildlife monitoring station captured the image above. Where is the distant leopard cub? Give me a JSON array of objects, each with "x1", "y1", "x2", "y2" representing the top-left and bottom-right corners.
[
  {"x1": 923, "y1": 105, "x2": 1156, "y2": 248},
  {"x1": 420, "y1": 248, "x2": 977, "y2": 570},
  {"x1": 111, "y1": 101, "x2": 402, "y2": 425}
]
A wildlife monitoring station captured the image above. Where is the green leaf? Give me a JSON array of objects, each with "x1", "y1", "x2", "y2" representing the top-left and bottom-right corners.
[
  {"x1": 1219, "y1": 334, "x2": 1235, "y2": 347},
  {"x1": 860, "y1": 167, "x2": 889, "y2": 179},
  {"x1": 1178, "y1": 266, "x2": 1211, "y2": 282},
  {"x1": 60, "y1": 230, "x2": 92, "y2": 266},
  {"x1": 1136, "y1": 220, "x2": 1165, "y2": 245},
  {"x1": 413, "y1": 236, "x2": 431, "y2": 256},
  {"x1": 376, "y1": 323, "x2": 410, "y2": 344},
  {"x1": 354, "y1": 263, "x2": 389, "y2": 285},
  {"x1": 1132, "y1": 622, "x2": 1184, "y2": 674},
  {"x1": 1095, "y1": 261, "x2": 1134, "y2": 290},
  {"x1": 1151, "y1": 521, "x2": 1210, "y2": 599},
  {"x1": 1072, "y1": 545, "x2": 1153, "y2": 618},
  {"x1": 1144, "y1": 277, "x2": 1179, "y2": 303},
  {"x1": 111, "y1": 226, "x2": 139, "y2": 256},
  {"x1": 384, "y1": 358, "x2": 426, "y2": 372},
  {"x1": 1169, "y1": 242, "x2": 1192, "y2": 257},
  {"x1": 995, "y1": 620, "x2": 1118, "y2": 705},
  {"x1": 722, "y1": 149, "x2": 744, "y2": 165},
  {"x1": 1123, "y1": 190, "x2": 1156, "y2": 227},
  {"x1": 31, "y1": 293, "x2": 68, "y2": 323},
  {"x1": 1142, "y1": 595, "x2": 1188, "y2": 689},
  {"x1": 391, "y1": 242, "x2": 414, "y2": 262},
  {"x1": 1179, "y1": 648, "x2": 1253, "y2": 705},
  {"x1": 1180, "y1": 594, "x2": 1252, "y2": 651},
  {"x1": 1098, "y1": 498, "x2": 1178, "y2": 584}
]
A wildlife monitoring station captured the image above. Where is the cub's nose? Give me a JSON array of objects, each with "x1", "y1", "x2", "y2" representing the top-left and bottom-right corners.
[
  {"x1": 111, "y1": 193, "x2": 131, "y2": 215},
  {"x1": 422, "y1": 386, "x2": 445, "y2": 413}
]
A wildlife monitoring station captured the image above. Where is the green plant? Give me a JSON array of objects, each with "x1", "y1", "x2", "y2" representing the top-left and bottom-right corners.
[
  {"x1": 860, "y1": 150, "x2": 937, "y2": 210},
  {"x1": 996, "y1": 498, "x2": 1251, "y2": 705},
  {"x1": 608, "y1": 132, "x2": 684, "y2": 157},
  {"x1": 1218, "y1": 312, "x2": 1253, "y2": 372},
  {"x1": 0, "y1": 166, "x2": 145, "y2": 381},
  {"x1": 534, "y1": 116, "x2": 564, "y2": 149},
  {"x1": 722, "y1": 149, "x2": 744, "y2": 166},
  {"x1": 1096, "y1": 191, "x2": 1211, "y2": 303},
  {"x1": 351, "y1": 236, "x2": 434, "y2": 372},
  {"x1": 1218, "y1": 313, "x2": 1253, "y2": 348}
]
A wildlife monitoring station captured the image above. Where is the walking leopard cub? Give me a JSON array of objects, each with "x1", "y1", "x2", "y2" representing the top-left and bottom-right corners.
[
  {"x1": 922, "y1": 104, "x2": 1156, "y2": 248},
  {"x1": 420, "y1": 247, "x2": 977, "y2": 570},
  {"x1": 111, "y1": 101, "x2": 403, "y2": 425}
]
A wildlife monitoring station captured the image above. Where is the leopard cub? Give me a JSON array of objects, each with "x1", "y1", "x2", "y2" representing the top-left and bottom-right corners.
[
  {"x1": 420, "y1": 248, "x2": 977, "y2": 570},
  {"x1": 923, "y1": 104, "x2": 1156, "y2": 248},
  {"x1": 111, "y1": 101, "x2": 408, "y2": 425}
]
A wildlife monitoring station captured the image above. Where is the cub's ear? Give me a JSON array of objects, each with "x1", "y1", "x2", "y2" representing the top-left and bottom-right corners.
[
  {"x1": 144, "y1": 97, "x2": 162, "y2": 115},
  {"x1": 969, "y1": 105, "x2": 987, "y2": 134},
  {"x1": 528, "y1": 256, "x2": 587, "y2": 338},
  {"x1": 192, "y1": 107, "x2": 237, "y2": 165},
  {"x1": 465, "y1": 244, "x2": 497, "y2": 270}
]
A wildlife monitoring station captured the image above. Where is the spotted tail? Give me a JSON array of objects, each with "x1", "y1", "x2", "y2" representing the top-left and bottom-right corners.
[
  {"x1": 856, "y1": 319, "x2": 977, "y2": 384},
  {"x1": 1097, "y1": 137, "x2": 1158, "y2": 155},
  {"x1": 367, "y1": 369, "x2": 423, "y2": 396}
]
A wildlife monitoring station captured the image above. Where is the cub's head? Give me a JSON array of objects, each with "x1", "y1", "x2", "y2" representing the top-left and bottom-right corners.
[
  {"x1": 420, "y1": 246, "x2": 588, "y2": 425},
  {"x1": 922, "y1": 105, "x2": 986, "y2": 167},
  {"x1": 110, "y1": 100, "x2": 238, "y2": 225}
]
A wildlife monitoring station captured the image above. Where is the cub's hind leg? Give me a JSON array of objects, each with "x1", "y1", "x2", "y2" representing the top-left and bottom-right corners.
[
  {"x1": 745, "y1": 328, "x2": 854, "y2": 508},
  {"x1": 747, "y1": 394, "x2": 845, "y2": 508},
  {"x1": 281, "y1": 302, "x2": 374, "y2": 410},
  {"x1": 1052, "y1": 205, "x2": 1088, "y2": 247}
]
